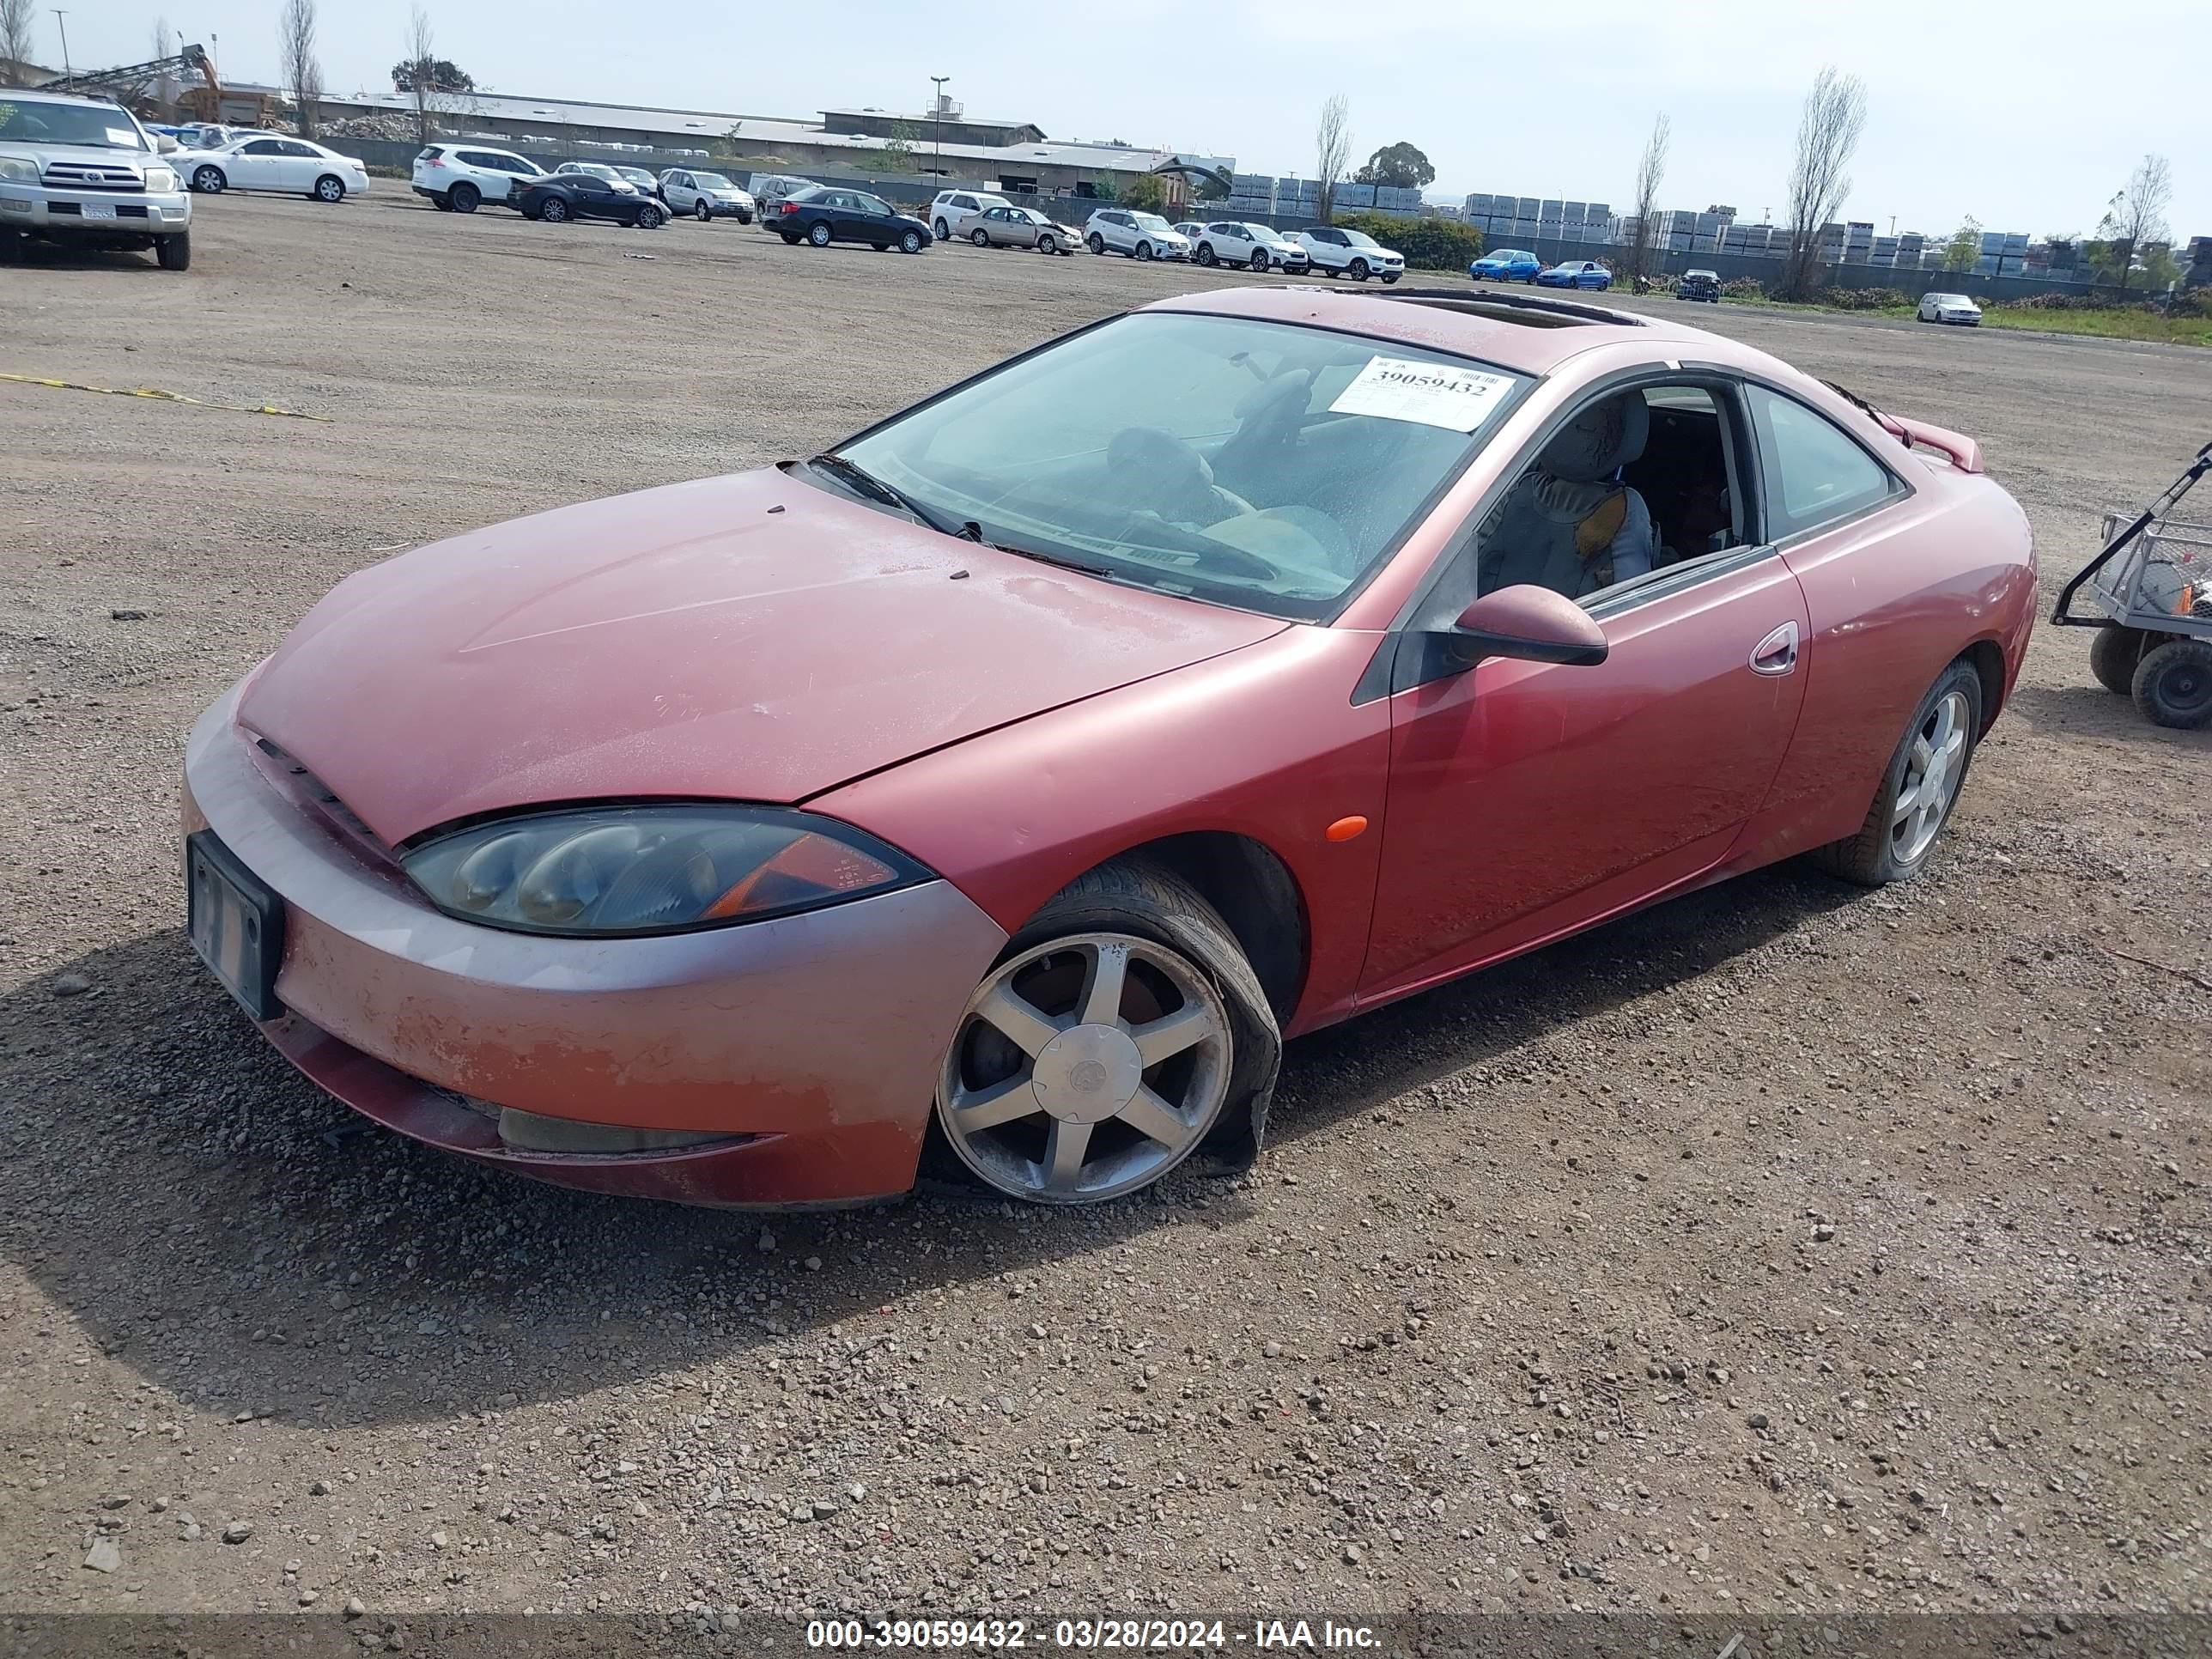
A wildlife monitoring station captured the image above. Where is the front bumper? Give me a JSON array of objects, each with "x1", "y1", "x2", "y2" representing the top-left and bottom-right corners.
[
  {"x1": 1, "y1": 187, "x2": 190, "y2": 236},
  {"x1": 181, "y1": 682, "x2": 1008, "y2": 1205}
]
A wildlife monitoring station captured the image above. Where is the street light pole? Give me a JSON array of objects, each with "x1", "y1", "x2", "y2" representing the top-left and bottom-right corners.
[
  {"x1": 930, "y1": 75, "x2": 949, "y2": 183},
  {"x1": 51, "y1": 9, "x2": 70, "y2": 79}
]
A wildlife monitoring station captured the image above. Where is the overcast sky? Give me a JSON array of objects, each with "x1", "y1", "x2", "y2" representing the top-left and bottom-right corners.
[{"x1": 52, "y1": 1, "x2": 2211, "y2": 238}]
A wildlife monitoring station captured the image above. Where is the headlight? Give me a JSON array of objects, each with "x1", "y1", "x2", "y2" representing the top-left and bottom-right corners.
[
  {"x1": 0, "y1": 156, "x2": 37, "y2": 183},
  {"x1": 144, "y1": 166, "x2": 179, "y2": 192},
  {"x1": 400, "y1": 805, "x2": 927, "y2": 937}
]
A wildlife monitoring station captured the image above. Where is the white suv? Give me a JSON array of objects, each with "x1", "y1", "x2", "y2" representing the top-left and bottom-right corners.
[
  {"x1": 659, "y1": 167, "x2": 755, "y2": 222},
  {"x1": 410, "y1": 143, "x2": 545, "y2": 213},
  {"x1": 1191, "y1": 221, "x2": 1310, "y2": 272},
  {"x1": 1293, "y1": 225, "x2": 1405, "y2": 283},
  {"x1": 1084, "y1": 209, "x2": 1190, "y2": 262},
  {"x1": 929, "y1": 188, "x2": 1012, "y2": 242}
]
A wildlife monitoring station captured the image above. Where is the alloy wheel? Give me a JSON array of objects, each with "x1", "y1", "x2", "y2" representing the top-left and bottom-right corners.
[
  {"x1": 937, "y1": 933, "x2": 1231, "y2": 1205},
  {"x1": 1892, "y1": 689, "x2": 1970, "y2": 865}
]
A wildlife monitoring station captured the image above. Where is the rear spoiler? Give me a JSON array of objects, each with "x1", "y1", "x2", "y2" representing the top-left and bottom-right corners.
[
  {"x1": 1878, "y1": 412, "x2": 1984, "y2": 474},
  {"x1": 1820, "y1": 379, "x2": 1984, "y2": 473}
]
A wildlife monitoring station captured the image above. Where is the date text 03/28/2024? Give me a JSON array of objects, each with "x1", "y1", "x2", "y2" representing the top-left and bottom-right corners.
[{"x1": 804, "y1": 1620, "x2": 1382, "y2": 1650}]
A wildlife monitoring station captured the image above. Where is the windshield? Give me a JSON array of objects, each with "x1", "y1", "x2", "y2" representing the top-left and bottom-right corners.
[
  {"x1": 1340, "y1": 229, "x2": 1381, "y2": 249},
  {"x1": 695, "y1": 172, "x2": 732, "y2": 188},
  {"x1": 836, "y1": 313, "x2": 1528, "y2": 622},
  {"x1": 571, "y1": 163, "x2": 617, "y2": 179},
  {"x1": 1133, "y1": 212, "x2": 1173, "y2": 233},
  {"x1": 1242, "y1": 223, "x2": 1278, "y2": 240},
  {"x1": 0, "y1": 98, "x2": 149, "y2": 150}
]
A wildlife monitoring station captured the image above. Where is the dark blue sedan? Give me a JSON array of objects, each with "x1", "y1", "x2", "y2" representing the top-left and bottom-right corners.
[
  {"x1": 1536, "y1": 259, "x2": 1613, "y2": 290},
  {"x1": 1469, "y1": 247, "x2": 1542, "y2": 283}
]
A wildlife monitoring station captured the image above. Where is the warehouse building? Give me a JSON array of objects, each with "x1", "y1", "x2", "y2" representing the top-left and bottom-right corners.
[{"x1": 307, "y1": 86, "x2": 1228, "y2": 199}]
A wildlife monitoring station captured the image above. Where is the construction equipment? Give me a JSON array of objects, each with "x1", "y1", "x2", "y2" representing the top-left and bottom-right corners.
[
  {"x1": 2052, "y1": 441, "x2": 2212, "y2": 728},
  {"x1": 41, "y1": 43, "x2": 276, "y2": 127}
]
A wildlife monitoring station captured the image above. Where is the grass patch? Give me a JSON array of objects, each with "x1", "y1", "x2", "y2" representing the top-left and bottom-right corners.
[{"x1": 1975, "y1": 307, "x2": 2212, "y2": 349}]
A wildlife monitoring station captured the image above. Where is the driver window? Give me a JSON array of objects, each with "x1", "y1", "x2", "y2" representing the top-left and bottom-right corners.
[{"x1": 1452, "y1": 382, "x2": 1747, "y2": 612}]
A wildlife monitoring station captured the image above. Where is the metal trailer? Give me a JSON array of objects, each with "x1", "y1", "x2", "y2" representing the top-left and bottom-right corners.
[{"x1": 2052, "y1": 441, "x2": 2212, "y2": 728}]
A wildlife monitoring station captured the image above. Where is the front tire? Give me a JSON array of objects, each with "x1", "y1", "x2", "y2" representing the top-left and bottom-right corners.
[
  {"x1": 2089, "y1": 625, "x2": 2145, "y2": 695},
  {"x1": 2131, "y1": 639, "x2": 2212, "y2": 729},
  {"x1": 900, "y1": 228, "x2": 925, "y2": 255},
  {"x1": 1037, "y1": 233, "x2": 1057, "y2": 255},
  {"x1": 932, "y1": 860, "x2": 1279, "y2": 1206},
  {"x1": 191, "y1": 165, "x2": 225, "y2": 194},
  {"x1": 155, "y1": 231, "x2": 191, "y2": 270},
  {"x1": 808, "y1": 221, "x2": 832, "y2": 247},
  {"x1": 636, "y1": 204, "x2": 665, "y2": 229},
  {"x1": 1349, "y1": 258, "x2": 1370, "y2": 281},
  {"x1": 696, "y1": 199, "x2": 713, "y2": 222},
  {"x1": 934, "y1": 217, "x2": 951, "y2": 241},
  {"x1": 313, "y1": 173, "x2": 345, "y2": 203},
  {"x1": 1250, "y1": 250, "x2": 1269, "y2": 272},
  {"x1": 1086, "y1": 233, "x2": 1104, "y2": 255},
  {"x1": 1815, "y1": 660, "x2": 1983, "y2": 885},
  {"x1": 1134, "y1": 240, "x2": 1153, "y2": 261},
  {"x1": 450, "y1": 182, "x2": 480, "y2": 213}
]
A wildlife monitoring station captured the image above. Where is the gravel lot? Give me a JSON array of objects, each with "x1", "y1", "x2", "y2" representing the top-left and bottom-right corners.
[{"x1": 3, "y1": 191, "x2": 2208, "y2": 1626}]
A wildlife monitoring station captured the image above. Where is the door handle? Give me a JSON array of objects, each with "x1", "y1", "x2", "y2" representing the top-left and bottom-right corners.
[{"x1": 1750, "y1": 621, "x2": 1799, "y2": 676}]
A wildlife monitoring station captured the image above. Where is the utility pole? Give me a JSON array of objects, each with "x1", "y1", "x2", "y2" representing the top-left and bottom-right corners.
[
  {"x1": 51, "y1": 9, "x2": 70, "y2": 79},
  {"x1": 930, "y1": 75, "x2": 949, "y2": 183}
]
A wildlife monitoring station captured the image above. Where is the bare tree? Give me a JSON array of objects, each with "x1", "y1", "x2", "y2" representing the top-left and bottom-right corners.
[
  {"x1": 1315, "y1": 94, "x2": 1351, "y2": 224},
  {"x1": 2095, "y1": 153, "x2": 2172, "y2": 295},
  {"x1": 280, "y1": 0, "x2": 322, "y2": 138},
  {"x1": 1781, "y1": 65, "x2": 1867, "y2": 300},
  {"x1": 0, "y1": 0, "x2": 36, "y2": 84},
  {"x1": 403, "y1": 5, "x2": 436, "y2": 145},
  {"x1": 1628, "y1": 113, "x2": 1670, "y2": 285}
]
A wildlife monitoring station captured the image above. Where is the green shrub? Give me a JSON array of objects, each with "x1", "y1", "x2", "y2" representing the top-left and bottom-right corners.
[
  {"x1": 1815, "y1": 286, "x2": 1915, "y2": 311},
  {"x1": 1333, "y1": 211, "x2": 1485, "y2": 272}
]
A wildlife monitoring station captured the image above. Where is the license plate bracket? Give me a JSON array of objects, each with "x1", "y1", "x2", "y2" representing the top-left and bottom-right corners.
[{"x1": 186, "y1": 830, "x2": 285, "y2": 1020}]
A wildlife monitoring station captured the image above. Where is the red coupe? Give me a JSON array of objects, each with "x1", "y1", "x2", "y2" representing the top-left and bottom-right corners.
[{"x1": 183, "y1": 286, "x2": 2036, "y2": 1207}]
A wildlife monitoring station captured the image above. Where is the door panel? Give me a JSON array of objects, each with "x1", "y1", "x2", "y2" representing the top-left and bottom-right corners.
[{"x1": 1359, "y1": 555, "x2": 1811, "y2": 1000}]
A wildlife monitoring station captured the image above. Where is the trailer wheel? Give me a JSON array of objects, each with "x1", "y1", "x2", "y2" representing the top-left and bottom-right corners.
[
  {"x1": 2131, "y1": 639, "x2": 2212, "y2": 729},
  {"x1": 2088, "y1": 625, "x2": 2145, "y2": 696}
]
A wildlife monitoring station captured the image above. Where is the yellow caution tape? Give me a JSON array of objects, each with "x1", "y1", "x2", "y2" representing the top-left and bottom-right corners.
[{"x1": 0, "y1": 371, "x2": 330, "y2": 422}]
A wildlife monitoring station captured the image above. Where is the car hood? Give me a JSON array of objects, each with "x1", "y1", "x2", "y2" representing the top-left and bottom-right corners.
[{"x1": 236, "y1": 467, "x2": 1285, "y2": 845}]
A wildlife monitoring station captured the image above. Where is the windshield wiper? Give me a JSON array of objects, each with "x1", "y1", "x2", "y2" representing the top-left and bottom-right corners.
[
  {"x1": 992, "y1": 543, "x2": 1115, "y2": 579},
  {"x1": 805, "y1": 453, "x2": 976, "y2": 540}
]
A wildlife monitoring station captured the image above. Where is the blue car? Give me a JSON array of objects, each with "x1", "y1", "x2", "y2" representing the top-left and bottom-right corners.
[
  {"x1": 1536, "y1": 259, "x2": 1613, "y2": 290},
  {"x1": 1468, "y1": 247, "x2": 1541, "y2": 283}
]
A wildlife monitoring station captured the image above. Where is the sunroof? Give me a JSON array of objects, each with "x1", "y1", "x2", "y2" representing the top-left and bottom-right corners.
[{"x1": 1370, "y1": 288, "x2": 1647, "y2": 329}]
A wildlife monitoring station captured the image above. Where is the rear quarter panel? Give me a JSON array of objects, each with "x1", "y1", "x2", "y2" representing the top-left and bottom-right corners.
[{"x1": 1739, "y1": 459, "x2": 2035, "y2": 866}]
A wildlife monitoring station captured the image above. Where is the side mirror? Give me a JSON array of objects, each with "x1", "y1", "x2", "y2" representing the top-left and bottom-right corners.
[{"x1": 1450, "y1": 585, "x2": 1609, "y2": 668}]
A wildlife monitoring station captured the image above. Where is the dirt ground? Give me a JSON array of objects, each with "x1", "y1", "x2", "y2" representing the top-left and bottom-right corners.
[{"x1": 2, "y1": 191, "x2": 2208, "y2": 1626}]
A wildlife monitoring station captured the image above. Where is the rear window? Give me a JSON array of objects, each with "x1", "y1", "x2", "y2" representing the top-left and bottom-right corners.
[{"x1": 416, "y1": 146, "x2": 444, "y2": 161}]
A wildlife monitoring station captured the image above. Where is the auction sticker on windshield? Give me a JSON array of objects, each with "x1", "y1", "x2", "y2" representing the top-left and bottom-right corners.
[{"x1": 1330, "y1": 356, "x2": 1513, "y2": 433}]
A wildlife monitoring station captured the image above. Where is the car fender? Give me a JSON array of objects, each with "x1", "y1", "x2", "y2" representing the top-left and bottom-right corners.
[{"x1": 811, "y1": 625, "x2": 1392, "y2": 1036}]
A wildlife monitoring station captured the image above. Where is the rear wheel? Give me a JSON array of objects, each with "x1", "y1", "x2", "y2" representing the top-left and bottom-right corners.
[
  {"x1": 1815, "y1": 660, "x2": 1982, "y2": 886},
  {"x1": 1194, "y1": 243, "x2": 1216, "y2": 267},
  {"x1": 2131, "y1": 639, "x2": 2212, "y2": 729},
  {"x1": 931, "y1": 860, "x2": 1279, "y2": 1206},
  {"x1": 934, "y1": 216, "x2": 951, "y2": 240},
  {"x1": 451, "y1": 182, "x2": 479, "y2": 213},
  {"x1": 538, "y1": 196, "x2": 568, "y2": 223},
  {"x1": 972, "y1": 227, "x2": 990, "y2": 246},
  {"x1": 2089, "y1": 625, "x2": 2146, "y2": 695},
  {"x1": 808, "y1": 221, "x2": 832, "y2": 247}
]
